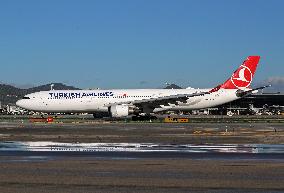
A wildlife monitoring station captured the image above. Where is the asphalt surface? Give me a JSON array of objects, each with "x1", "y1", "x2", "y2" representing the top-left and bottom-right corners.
[
  {"x1": 0, "y1": 122, "x2": 283, "y2": 144},
  {"x1": 0, "y1": 120, "x2": 283, "y2": 193},
  {"x1": 0, "y1": 157, "x2": 283, "y2": 193}
]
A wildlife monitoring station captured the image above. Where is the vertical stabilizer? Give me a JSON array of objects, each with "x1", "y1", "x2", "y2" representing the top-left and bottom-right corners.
[{"x1": 221, "y1": 56, "x2": 260, "y2": 90}]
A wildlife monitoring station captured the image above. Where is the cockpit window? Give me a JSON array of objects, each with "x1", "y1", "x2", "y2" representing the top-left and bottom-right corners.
[{"x1": 22, "y1": 97, "x2": 30, "y2": 99}]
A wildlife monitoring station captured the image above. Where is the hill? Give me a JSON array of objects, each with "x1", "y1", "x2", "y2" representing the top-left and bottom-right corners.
[{"x1": 164, "y1": 84, "x2": 182, "y2": 89}]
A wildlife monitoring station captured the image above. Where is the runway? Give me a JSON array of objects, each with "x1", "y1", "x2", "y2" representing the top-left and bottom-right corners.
[
  {"x1": 1, "y1": 153, "x2": 283, "y2": 193},
  {"x1": 0, "y1": 121, "x2": 283, "y2": 192},
  {"x1": 0, "y1": 122, "x2": 284, "y2": 144}
]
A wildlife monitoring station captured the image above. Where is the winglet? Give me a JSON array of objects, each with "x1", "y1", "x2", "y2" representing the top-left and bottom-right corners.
[{"x1": 221, "y1": 56, "x2": 260, "y2": 90}]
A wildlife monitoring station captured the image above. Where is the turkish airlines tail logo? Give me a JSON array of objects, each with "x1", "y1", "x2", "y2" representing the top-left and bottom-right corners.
[
  {"x1": 233, "y1": 67, "x2": 250, "y2": 82},
  {"x1": 221, "y1": 56, "x2": 260, "y2": 90}
]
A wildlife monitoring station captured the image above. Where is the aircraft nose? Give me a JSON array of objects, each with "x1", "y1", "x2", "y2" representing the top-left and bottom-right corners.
[{"x1": 16, "y1": 99, "x2": 25, "y2": 108}]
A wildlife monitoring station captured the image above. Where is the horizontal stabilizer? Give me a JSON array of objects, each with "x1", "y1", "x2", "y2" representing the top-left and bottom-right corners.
[{"x1": 236, "y1": 85, "x2": 271, "y2": 97}]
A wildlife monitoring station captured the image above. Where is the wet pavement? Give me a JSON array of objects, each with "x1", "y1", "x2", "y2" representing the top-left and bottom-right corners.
[{"x1": 0, "y1": 141, "x2": 284, "y2": 161}]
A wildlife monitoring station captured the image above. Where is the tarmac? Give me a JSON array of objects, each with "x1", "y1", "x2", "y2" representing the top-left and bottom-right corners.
[
  {"x1": 0, "y1": 121, "x2": 283, "y2": 144},
  {"x1": 0, "y1": 157, "x2": 283, "y2": 193},
  {"x1": 0, "y1": 117, "x2": 283, "y2": 192}
]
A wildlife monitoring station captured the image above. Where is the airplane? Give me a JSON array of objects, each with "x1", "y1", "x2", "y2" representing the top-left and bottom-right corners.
[{"x1": 16, "y1": 56, "x2": 270, "y2": 119}]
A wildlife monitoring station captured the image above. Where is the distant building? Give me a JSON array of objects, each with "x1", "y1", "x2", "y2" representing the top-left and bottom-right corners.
[
  {"x1": 6, "y1": 104, "x2": 25, "y2": 115},
  {"x1": 213, "y1": 93, "x2": 284, "y2": 115},
  {"x1": 223, "y1": 93, "x2": 284, "y2": 108}
]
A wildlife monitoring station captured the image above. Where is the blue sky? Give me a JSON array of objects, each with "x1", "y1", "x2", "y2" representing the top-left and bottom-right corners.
[{"x1": 0, "y1": 0, "x2": 283, "y2": 89}]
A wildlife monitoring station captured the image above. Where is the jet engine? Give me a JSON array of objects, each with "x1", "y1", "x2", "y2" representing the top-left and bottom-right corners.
[{"x1": 109, "y1": 105, "x2": 136, "y2": 118}]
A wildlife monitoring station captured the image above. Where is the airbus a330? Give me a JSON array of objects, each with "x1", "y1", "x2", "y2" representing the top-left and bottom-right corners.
[{"x1": 16, "y1": 56, "x2": 269, "y2": 119}]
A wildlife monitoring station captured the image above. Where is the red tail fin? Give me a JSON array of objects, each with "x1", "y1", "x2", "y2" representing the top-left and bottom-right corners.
[{"x1": 220, "y1": 56, "x2": 260, "y2": 90}]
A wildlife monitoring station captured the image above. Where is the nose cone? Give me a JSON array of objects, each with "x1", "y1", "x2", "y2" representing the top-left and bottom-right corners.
[{"x1": 16, "y1": 99, "x2": 26, "y2": 109}]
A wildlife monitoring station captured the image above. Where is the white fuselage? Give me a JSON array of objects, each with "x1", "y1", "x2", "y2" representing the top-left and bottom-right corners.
[{"x1": 16, "y1": 88, "x2": 239, "y2": 113}]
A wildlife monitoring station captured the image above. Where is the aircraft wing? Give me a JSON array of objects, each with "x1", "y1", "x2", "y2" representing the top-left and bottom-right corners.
[{"x1": 105, "y1": 91, "x2": 209, "y2": 110}]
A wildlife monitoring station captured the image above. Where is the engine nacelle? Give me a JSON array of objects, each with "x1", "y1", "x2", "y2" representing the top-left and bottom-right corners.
[{"x1": 109, "y1": 105, "x2": 130, "y2": 118}]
